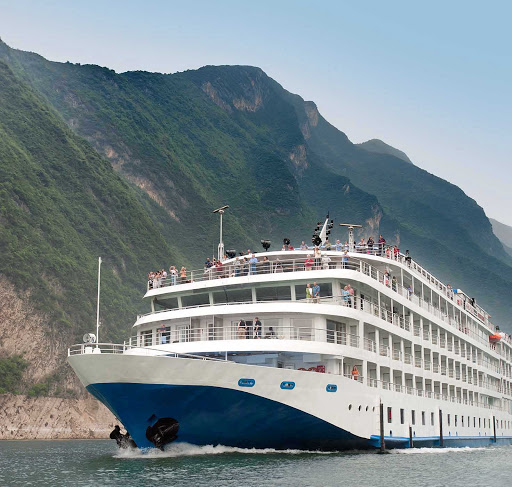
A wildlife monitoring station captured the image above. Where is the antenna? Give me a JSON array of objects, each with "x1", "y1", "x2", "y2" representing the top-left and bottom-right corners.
[
  {"x1": 212, "y1": 205, "x2": 229, "y2": 261},
  {"x1": 339, "y1": 223, "x2": 362, "y2": 252}
]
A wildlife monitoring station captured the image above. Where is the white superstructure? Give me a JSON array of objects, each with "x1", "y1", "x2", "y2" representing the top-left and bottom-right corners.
[{"x1": 69, "y1": 243, "x2": 512, "y2": 450}]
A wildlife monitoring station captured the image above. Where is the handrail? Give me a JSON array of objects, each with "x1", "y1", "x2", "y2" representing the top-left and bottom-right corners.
[{"x1": 67, "y1": 343, "x2": 232, "y2": 363}]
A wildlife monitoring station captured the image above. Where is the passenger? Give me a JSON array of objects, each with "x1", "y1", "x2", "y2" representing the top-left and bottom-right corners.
[
  {"x1": 378, "y1": 235, "x2": 386, "y2": 256},
  {"x1": 204, "y1": 257, "x2": 213, "y2": 269},
  {"x1": 342, "y1": 250, "x2": 349, "y2": 269},
  {"x1": 357, "y1": 238, "x2": 366, "y2": 253},
  {"x1": 274, "y1": 258, "x2": 283, "y2": 273},
  {"x1": 216, "y1": 259, "x2": 224, "y2": 278},
  {"x1": 306, "y1": 283, "x2": 313, "y2": 302},
  {"x1": 351, "y1": 365, "x2": 360, "y2": 381},
  {"x1": 265, "y1": 326, "x2": 276, "y2": 338},
  {"x1": 169, "y1": 266, "x2": 177, "y2": 286},
  {"x1": 305, "y1": 254, "x2": 314, "y2": 271},
  {"x1": 312, "y1": 282, "x2": 320, "y2": 303},
  {"x1": 322, "y1": 253, "x2": 331, "y2": 270},
  {"x1": 300, "y1": 241, "x2": 309, "y2": 250},
  {"x1": 148, "y1": 272, "x2": 154, "y2": 289},
  {"x1": 335, "y1": 239, "x2": 343, "y2": 251},
  {"x1": 314, "y1": 246, "x2": 321, "y2": 270},
  {"x1": 367, "y1": 236, "x2": 374, "y2": 254},
  {"x1": 253, "y1": 317, "x2": 262, "y2": 339},
  {"x1": 180, "y1": 266, "x2": 187, "y2": 283},
  {"x1": 249, "y1": 253, "x2": 258, "y2": 275},
  {"x1": 157, "y1": 324, "x2": 167, "y2": 344},
  {"x1": 344, "y1": 241, "x2": 349, "y2": 251},
  {"x1": 242, "y1": 257, "x2": 249, "y2": 276},
  {"x1": 324, "y1": 238, "x2": 332, "y2": 250},
  {"x1": 383, "y1": 270, "x2": 390, "y2": 287},
  {"x1": 262, "y1": 256, "x2": 271, "y2": 274},
  {"x1": 391, "y1": 276, "x2": 397, "y2": 292},
  {"x1": 342, "y1": 285, "x2": 349, "y2": 306},
  {"x1": 234, "y1": 257, "x2": 241, "y2": 277},
  {"x1": 407, "y1": 285, "x2": 413, "y2": 299},
  {"x1": 237, "y1": 319, "x2": 246, "y2": 339},
  {"x1": 405, "y1": 250, "x2": 412, "y2": 267},
  {"x1": 347, "y1": 284, "x2": 354, "y2": 308},
  {"x1": 393, "y1": 245, "x2": 400, "y2": 261},
  {"x1": 385, "y1": 246, "x2": 392, "y2": 259}
]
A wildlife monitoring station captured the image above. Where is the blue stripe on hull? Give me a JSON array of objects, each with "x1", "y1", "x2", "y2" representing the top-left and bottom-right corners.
[
  {"x1": 369, "y1": 434, "x2": 512, "y2": 449},
  {"x1": 87, "y1": 382, "x2": 367, "y2": 450}
]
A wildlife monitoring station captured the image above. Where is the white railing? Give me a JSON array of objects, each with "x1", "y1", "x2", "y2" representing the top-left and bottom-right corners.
[
  {"x1": 68, "y1": 343, "x2": 231, "y2": 362},
  {"x1": 148, "y1": 252, "x2": 505, "y2": 343}
]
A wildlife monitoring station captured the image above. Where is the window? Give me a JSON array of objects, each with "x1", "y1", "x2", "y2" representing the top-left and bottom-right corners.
[
  {"x1": 411, "y1": 410, "x2": 416, "y2": 425},
  {"x1": 387, "y1": 407, "x2": 392, "y2": 423},
  {"x1": 141, "y1": 330, "x2": 152, "y2": 347},
  {"x1": 455, "y1": 415, "x2": 458, "y2": 427},
  {"x1": 181, "y1": 292, "x2": 210, "y2": 307},
  {"x1": 484, "y1": 418, "x2": 486, "y2": 428},
  {"x1": 474, "y1": 417, "x2": 476, "y2": 428},
  {"x1": 213, "y1": 288, "x2": 252, "y2": 304},
  {"x1": 462, "y1": 416, "x2": 464, "y2": 427},
  {"x1": 400, "y1": 409, "x2": 405, "y2": 424},
  {"x1": 257, "y1": 286, "x2": 291, "y2": 301},
  {"x1": 422, "y1": 411, "x2": 426, "y2": 426},
  {"x1": 431, "y1": 412, "x2": 435, "y2": 426},
  {"x1": 447, "y1": 414, "x2": 451, "y2": 426},
  {"x1": 479, "y1": 418, "x2": 481, "y2": 428}
]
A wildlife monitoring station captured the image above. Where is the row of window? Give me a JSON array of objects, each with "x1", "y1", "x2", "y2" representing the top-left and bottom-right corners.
[{"x1": 386, "y1": 407, "x2": 510, "y2": 429}]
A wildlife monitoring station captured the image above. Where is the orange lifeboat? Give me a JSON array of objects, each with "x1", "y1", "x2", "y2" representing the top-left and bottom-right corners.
[{"x1": 489, "y1": 334, "x2": 502, "y2": 343}]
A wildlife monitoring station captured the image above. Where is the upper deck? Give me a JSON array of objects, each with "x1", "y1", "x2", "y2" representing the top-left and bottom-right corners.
[{"x1": 144, "y1": 248, "x2": 508, "y2": 346}]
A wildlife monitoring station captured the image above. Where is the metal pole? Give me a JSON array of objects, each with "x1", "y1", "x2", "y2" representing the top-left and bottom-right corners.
[
  {"x1": 218, "y1": 210, "x2": 224, "y2": 261},
  {"x1": 96, "y1": 256, "x2": 102, "y2": 347},
  {"x1": 379, "y1": 402, "x2": 386, "y2": 452},
  {"x1": 439, "y1": 409, "x2": 444, "y2": 447}
]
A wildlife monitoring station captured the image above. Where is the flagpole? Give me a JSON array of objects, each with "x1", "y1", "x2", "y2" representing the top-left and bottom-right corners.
[{"x1": 96, "y1": 257, "x2": 102, "y2": 347}]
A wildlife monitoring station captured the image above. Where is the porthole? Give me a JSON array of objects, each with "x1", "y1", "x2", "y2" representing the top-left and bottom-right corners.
[
  {"x1": 366, "y1": 406, "x2": 369, "y2": 412},
  {"x1": 349, "y1": 404, "x2": 352, "y2": 410},
  {"x1": 326, "y1": 384, "x2": 337, "y2": 392},
  {"x1": 280, "y1": 381, "x2": 295, "y2": 390},
  {"x1": 358, "y1": 405, "x2": 362, "y2": 411},
  {"x1": 238, "y1": 378, "x2": 255, "y2": 387}
]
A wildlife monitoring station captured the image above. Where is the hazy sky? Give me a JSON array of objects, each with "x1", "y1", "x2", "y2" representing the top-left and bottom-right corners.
[{"x1": 1, "y1": 0, "x2": 510, "y2": 224}]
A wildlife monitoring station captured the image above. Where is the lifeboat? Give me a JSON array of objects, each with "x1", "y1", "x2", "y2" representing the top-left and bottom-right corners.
[{"x1": 489, "y1": 333, "x2": 502, "y2": 343}]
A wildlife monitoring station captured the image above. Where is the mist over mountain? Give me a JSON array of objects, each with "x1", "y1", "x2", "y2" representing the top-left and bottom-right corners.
[
  {"x1": 357, "y1": 139, "x2": 412, "y2": 164},
  {"x1": 0, "y1": 39, "x2": 511, "y2": 406}
]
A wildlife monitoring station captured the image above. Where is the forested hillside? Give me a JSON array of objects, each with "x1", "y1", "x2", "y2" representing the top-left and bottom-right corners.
[{"x1": 1, "y1": 39, "x2": 511, "y2": 403}]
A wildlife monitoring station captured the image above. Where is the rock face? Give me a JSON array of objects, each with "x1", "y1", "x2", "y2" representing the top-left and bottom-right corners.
[
  {"x1": 0, "y1": 394, "x2": 116, "y2": 440},
  {"x1": 0, "y1": 275, "x2": 117, "y2": 439}
]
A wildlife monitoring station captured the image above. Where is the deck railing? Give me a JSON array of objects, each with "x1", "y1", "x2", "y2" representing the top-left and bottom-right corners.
[{"x1": 148, "y1": 254, "x2": 507, "y2": 351}]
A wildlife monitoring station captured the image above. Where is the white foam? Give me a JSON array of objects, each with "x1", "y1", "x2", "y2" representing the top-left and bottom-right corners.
[
  {"x1": 392, "y1": 446, "x2": 491, "y2": 454},
  {"x1": 114, "y1": 442, "x2": 337, "y2": 459}
]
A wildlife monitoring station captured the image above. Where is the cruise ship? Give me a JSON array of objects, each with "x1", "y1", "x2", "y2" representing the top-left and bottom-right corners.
[{"x1": 68, "y1": 216, "x2": 512, "y2": 450}]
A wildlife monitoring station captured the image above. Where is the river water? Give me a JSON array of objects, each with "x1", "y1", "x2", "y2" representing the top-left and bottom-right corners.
[{"x1": 1, "y1": 440, "x2": 511, "y2": 487}]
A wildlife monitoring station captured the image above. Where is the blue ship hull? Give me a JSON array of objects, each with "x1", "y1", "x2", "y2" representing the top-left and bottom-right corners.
[
  {"x1": 88, "y1": 382, "x2": 367, "y2": 450},
  {"x1": 88, "y1": 382, "x2": 512, "y2": 450}
]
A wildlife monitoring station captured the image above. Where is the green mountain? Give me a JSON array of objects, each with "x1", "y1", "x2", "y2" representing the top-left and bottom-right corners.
[
  {"x1": 0, "y1": 39, "x2": 511, "y2": 400},
  {"x1": 357, "y1": 138, "x2": 412, "y2": 164}
]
